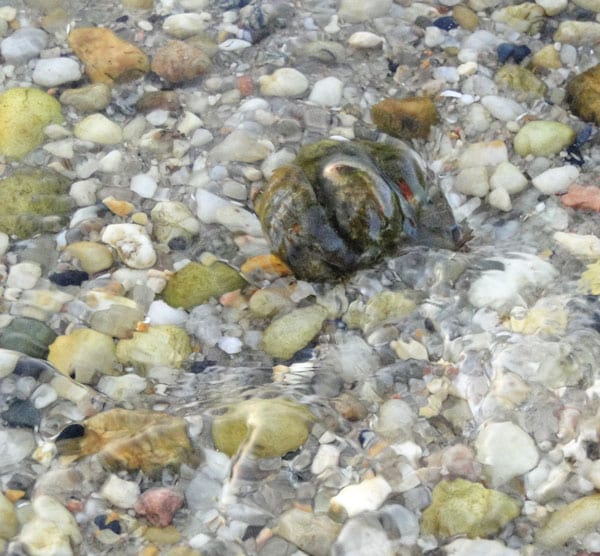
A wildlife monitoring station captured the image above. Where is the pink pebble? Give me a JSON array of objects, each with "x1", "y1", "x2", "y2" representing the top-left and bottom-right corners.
[{"x1": 134, "y1": 487, "x2": 184, "y2": 527}]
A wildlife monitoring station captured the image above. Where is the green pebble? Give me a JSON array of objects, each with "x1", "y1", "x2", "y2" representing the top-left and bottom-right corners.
[
  {"x1": 116, "y1": 325, "x2": 191, "y2": 371},
  {"x1": 495, "y1": 64, "x2": 547, "y2": 99},
  {"x1": 261, "y1": 304, "x2": 328, "y2": 359},
  {"x1": 0, "y1": 169, "x2": 73, "y2": 239},
  {"x1": 421, "y1": 478, "x2": 521, "y2": 538},
  {"x1": 513, "y1": 120, "x2": 575, "y2": 157},
  {"x1": 211, "y1": 397, "x2": 314, "y2": 458},
  {"x1": 0, "y1": 317, "x2": 57, "y2": 359},
  {"x1": 0, "y1": 87, "x2": 63, "y2": 158},
  {"x1": 162, "y1": 261, "x2": 246, "y2": 310}
]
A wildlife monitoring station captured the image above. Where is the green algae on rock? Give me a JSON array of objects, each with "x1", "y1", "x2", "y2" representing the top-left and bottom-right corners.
[
  {"x1": 0, "y1": 317, "x2": 57, "y2": 359},
  {"x1": 0, "y1": 169, "x2": 74, "y2": 238},
  {"x1": 211, "y1": 397, "x2": 314, "y2": 458},
  {"x1": 421, "y1": 478, "x2": 521, "y2": 538},
  {"x1": 162, "y1": 261, "x2": 247, "y2": 310},
  {"x1": 566, "y1": 63, "x2": 600, "y2": 125},
  {"x1": 116, "y1": 324, "x2": 191, "y2": 371},
  {"x1": 495, "y1": 64, "x2": 547, "y2": 99},
  {"x1": 261, "y1": 304, "x2": 328, "y2": 359},
  {"x1": 513, "y1": 121, "x2": 575, "y2": 157},
  {"x1": 55, "y1": 408, "x2": 192, "y2": 474},
  {"x1": 0, "y1": 87, "x2": 63, "y2": 159}
]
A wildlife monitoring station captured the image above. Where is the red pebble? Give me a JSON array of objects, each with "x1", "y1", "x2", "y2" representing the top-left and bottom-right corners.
[
  {"x1": 237, "y1": 75, "x2": 254, "y2": 96},
  {"x1": 134, "y1": 487, "x2": 184, "y2": 527},
  {"x1": 562, "y1": 184, "x2": 600, "y2": 212}
]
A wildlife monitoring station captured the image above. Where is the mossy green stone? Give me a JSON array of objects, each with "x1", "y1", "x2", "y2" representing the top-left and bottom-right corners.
[
  {"x1": 495, "y1": 64, "x2": 547, "y2": 98},
  {"x1": 261, "y1": 305, "x2": 328, "y2": 359},
  {"x1": 162, "y1": 261, "x2": 246, "y2": 310},
  {"x1": 513, "y1": 121, "x2": 576, "y2": 157},
  {"x1": 421, "y1": 478, "x2": 521, "y2": 538},
  {"x1": 0, "y1": 87, "x2": 64, "y2": 158},
  {"x1": 0, "y1": 317, "x2": 57, "y2": 359},
  {"x1": 0, "y1": 169, "x2": 74, "y2": 238},
  {"x1": 211, "y1": 397, "x2": 314, "y2": 458}
]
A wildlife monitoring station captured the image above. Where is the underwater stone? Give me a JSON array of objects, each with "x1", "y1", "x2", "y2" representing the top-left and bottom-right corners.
[
  {"x1": 0, "y1": 317, "x2": 57, "y2": 359},
  {"x1": 371, "y1": 96, "x2": 438, "y2": 140}
]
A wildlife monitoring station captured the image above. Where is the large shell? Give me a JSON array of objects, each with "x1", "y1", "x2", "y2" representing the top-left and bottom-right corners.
[{"x1": 255, "y1": 139, "x2": 467, "y2": 281}]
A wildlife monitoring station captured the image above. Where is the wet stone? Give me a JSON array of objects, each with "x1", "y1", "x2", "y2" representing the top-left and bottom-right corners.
[
  {"x1": 0, "y1": 317, "x2": 57, "y2": 359},
  {"x1": 60, "y1": 83, "x2": 112, "y2": 113},
  {"x1": 135, "y1": 487, "x2": 185, "y2": 527},
  {"x1": 371, "y1": 96, "x2": 438, "y2": 140},
  {"x1": 1, "y1": 399, "x2": 41, "y2": 428},
  {"x1": 567, "y1": 63, "x2": 600, "y2": 125},
  {"x1": 151, "y1": 40, "x2": 211, "y2": 84},
  {"x1": 274, "y1": 508, "x2": 342, "y2": 556}
]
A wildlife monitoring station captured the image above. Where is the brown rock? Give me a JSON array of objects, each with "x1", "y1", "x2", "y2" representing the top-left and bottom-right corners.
[
  {"x1": 567, "y1": 64, "x2": 600, "y2": 125},
  {"x1": 136, "y1": 91, "x2": 181, "y2": 113},
  {"x1": 68, "y1": 27, "x2": 149, "y2": 85},
  {"x1": 151, "y1": 40, "x2": 210, "y2": 84},
  {"x1": 135, "y1": 487, "x2": 184, "y2": 527},
  {"x1": 371, "y1": 96, "x2": 438, "y2": 139}
]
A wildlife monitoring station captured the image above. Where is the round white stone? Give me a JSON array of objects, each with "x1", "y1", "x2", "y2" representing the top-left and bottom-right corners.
[
  {"x1": 147, "y1": 300, "x2": 188, "y2": 325},
  {"x1": 32, "y1": 57, "x2": 82, "y2": 87},
  {"x1": 100, "y1": 474, "x2": 141, "y2": 509},
  {"x1": 163, "y1": 13, "x2": 209, "y2": 38},
  {"x1": 553, "y1": 231, "x2": 600, "y2": 258},
  {"x1": 475, "y1": 421, "x2": 539, "y2": 486},
  {"x1": 217, "y1": 336, "x2": 243, "y2": 354},
  {"x1": 309, "y1": 76, "x2": 344, "y2": 107},
  {"x1": 454, "y1": 166, "x2": 490, "y2": 197},
  {"x1": 1, "y1": 27, "x2": 47, "y2": 64},
  {"x1": 490, "y1": 161, "x2": 528, "y2": 195},
  {"x1": 532, "y1": 165, "x2": 580, "y2": 195},
  {"x1": 481, "y1": 95, "x2": 526, "y2": 121},
  {"x1": 488, "y1": 187, "x2": 512, "y2": 211},
  {"x1": 7, "y1": 262, "x2": 41, "y2": 289},
  {"x1": 74, "y1": 114, "x2": 123, "y2": 144},
  {"x1": 259, "y1": 68, "x2": 309, "y2": 97},
  {"x1": 131, "y1": 173, "x2": 158, "y2": 198},
  {"x1": 348, "y1": 31, "x2": 383, "y2": 48}
]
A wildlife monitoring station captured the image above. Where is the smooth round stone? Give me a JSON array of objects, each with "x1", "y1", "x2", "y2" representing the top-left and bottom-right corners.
[
  {"x1": 32, "y1": 57, "x2": 82, "y2": 87},
  {"x1": 374, "y1": 398, "x2": 417, "y2": 441},
  {"x1": 0, "y1": 492, "x2": 17, "y2": 540},
  {"x1": 0, "y1": 317, "x2": 57, "y2": 359},
  {"x1": 480, "y1": 95, "x2": 525, "y2": 121},
  {"x1": 536, "y1": 0, "x2": 567, "y2": 15},
  {"x1": 7, "y1": 261, "x2": 41, "y2": 289},
  {"x1": 100, "y1": 474, "x2": 141, "y2": 509},
  {"x1": 489, "y1": 161, "x2": 528, "y2": 195},
  {"x1": 151, "y1": 40, "x2": 211, "y2": 84},
  {"x1": 0, "y1": 87, "x2": 63, "y2": 159},
  {"x1": 32, "y1": 495, "x2": 82, "y2": 545},
  {"x1": 475, "y1": 421, "x2": 539, "y2": 486},
  {"x1": 274, "y1": 508, "x2": 341, "y2": 556},
  {"x1": 444, "y1": 538, "x2": 519, "y2": 556},
  {"x1": 537, "y1": 495, "x2": 600, "y2": 547},
  {"x1": 74, "y1": 113, "x2": 123, "y2": 144},
  {"x1": 97, "y1": 374, "x2": 148, "y2": 401},
  {"x1": 348, "y1": 31, "x2": 383, "y2": 48},
  {"x1": 459, "y1": 140, "x2": 507, "y2": 168},
  {"x1": 554, "y1": 21, "x2": 600, "y2": 45},
  {"x1": 208, "y1": 129, "x2": 271, "y2": 163},
  {"x1": 259, "y1": 68, "x2": 309, "y2": 97},
  {"x1": 31, "y1": 383, "x2": 58, "y2": 409},
  {"x1": 0, "y1": 428, "x2": 35, "y2": 468},
  {"x1": 116, "y1": 325, "x2": 192, "y2": 370},
  {"x1": 151, "y1": 201, "x2": 199, "y2": 245},
  {"x1": 101, "y1": 223, "x2": 157, "y2": 269},
  {"x1": 69, "y1": 178, "x2": 99, "y2": 206},
  {"x1": 488, "y1": 187, "x2": 512, "y2": 211},
  {"x1": 163, "y1": 13, "x2": 208, "y2": 38},
  {"x1": 60, "y1": 83, "x2": 112, "y2": 113},
  {"x1": 47, "y1": 328, "x2": 117, "y2": 383},
  {"x1": 330, "y1": 476, "x2": 392, "y2": 519},
  {"x1": 454, "y1": 166, "x2": 489, "y2": 197},
  {"x1": 1, "y1": 26, "x2": 48, "y2": 64},
  {"x1": 217, "y1": 336, "x2": 243, "y2": 354},
  {"x1": 513, "y1": 121, "x2": 575, "y2": 157},
  {"x1": 532, "y1": 165, "x2": 580, "y2": 195},
  {"x1": 1, "y1": 399, "x2": 40, "y2": 429},
  {"x1": 261, "y1": 305, "x2": 328, "y2": 360},
  {"x1": 211, "y1": 397, "x2": 314, "y2": 457},
  {"x1": 308, "y1": 76, "x2": 344, "y2": 107},
  {"x1": 65, "y1": 241, "x2": 114, "y2": 274},
  {"x1": 18, "y1": 518, "x2": 74, "y2": 556},
  {"x1": 338, "y1": 0, "x2": 393, "y2": 22},
  {"x1": 147, "y1": 300, "x2": 188, "y2": 326}
]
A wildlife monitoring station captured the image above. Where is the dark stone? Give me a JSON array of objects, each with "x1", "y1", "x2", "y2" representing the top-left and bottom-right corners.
[
  {"x1": 49, "y1": 269, "x2": 89, "y2": 286},
  {"x1": 432, "y1": 16, "x2": 458, "y2": 31},
  {"x1": 0, "y1": 317, "x2": 57, "y2": 359},
  {"x1": 94, "y1": 514, "x2": 122, "y2": 534},
  {"x1": 14, "y1": 356, "x2": 53, "y2": 379},
  {"x1": 189, "y1": 360, "x2": 218, "y2": 373},
  {"x1": 1, "y1": 399, "x2": 41, "y2": 429},
  {"x1": 512, "y1": 45, "x2": 531, "y2": 63},
  {"x1": 7, "y1": 472, "x2": 35, "y2": 492},
  {"x1": 55, "y1": 423, "x2": 85, "y2": 441},
  {"x1": 167, "y1": 236, "x2": 188, "y2": 250},
  {"x1": 497, "y1": 43, "x2": 515, "y2": 64}
]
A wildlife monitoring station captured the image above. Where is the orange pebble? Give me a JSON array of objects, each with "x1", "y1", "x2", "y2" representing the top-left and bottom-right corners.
[
  {"x1": 4, "y1": 489, "x2": 25, "y2": 503},
  {"x1": 138, "y1": 546, "x2": 159, "y2": 556},
  {"x1": 240, "y1": 253, "x2": 292, "y2": 278},
  {"x1": 562, "y1": 184, "x2": 600, "y2": 212},
  {"x1": 102, "y1": 196, "x2": 135, "y2": 217},
  {"x1": 237, "y1": 74, "x2": 254, "y2": 96}
]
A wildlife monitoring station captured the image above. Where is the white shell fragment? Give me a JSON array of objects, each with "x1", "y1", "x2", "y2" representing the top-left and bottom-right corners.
[{"x1": 101, "y1": 223, "x2": 157, "y2": 269}]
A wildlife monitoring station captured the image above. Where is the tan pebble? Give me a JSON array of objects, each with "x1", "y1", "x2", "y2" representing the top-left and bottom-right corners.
[
  {"x1": 68, "y1": 27, "x2": 149, "y2": 85},
  {"x1": 219, "y1": 289, "x2": 246, "y2": 308},
  {"x1": 138, "y1": 546, "x2": 160, "y2": 556},
  {"x1": 532, "y1": 44, "x2": 561, "y2": 69},
  {"x1": 151, "y1": 40, "x2": 210, "y2": 84},
  {"x1": 132, "y1": 212, "x2": 148, "y2": 225},
  {"x1": 240, "y1": 253, "x2": 292, "y2": 279},
  {"x1": 4, "y1": 489, "x2": 25, "y2": 502},
  {"x1": 65, "y1": 241, "x2": 114, "y2": 274},
  {"x1": 103, "y1": 196, "x2": 135, "y2": 217},
  {"x1": 453, "y1": 4, "x2": 478, "y2": 30}
]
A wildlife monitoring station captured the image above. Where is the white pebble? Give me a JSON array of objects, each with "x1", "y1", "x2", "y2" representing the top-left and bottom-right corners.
[
  {"x1": 177, "y1": 111, "x2": 203, "y2": 136},
  {"x1": 33, "y1": 495, "x2": 82, "y2": 545},
  {"x1": 0, "y1": 232, "x2": 9, "y2": 256},
  {"x1": 330, "y1": 476, "x2": 391, "y2": 518},
  {"x1": 309, "y1": 76, "x2": 344, "y2": 107},
  {"x1": 215, "y1": 204, "x2": 263, "y2": 236},
  {"x1": 31, "y1": 384, "x2": 58, "y2": 409},
  {"x1": 459, "y1": 140, "x2": 508, "y2": 168},
  {"x1": 454, "y1": 166, "x2": 489, "y2": 197},
  {"x1": 536, "y1": 0, "x2": 568, "y2": 16},
  {"x1": 311, "y1": 444, "x2": 340, "y2": 475},
  {"x1": 7, "y1": 262, "x2": 41, "y2": 289},
  {"x1": 444, "y1": 538, "x2": 520, "y2": 556},
  {"x1": 217, "y1": 336, "x2": 243, "y2": 354},
  {"x1": 69, "y1": 178, "x2": 100, "y2": 206},
  {"x1": 43, "y1": 139, "x2": 74, "y2": 159},
  {"x1": 488, "y1": 187, "x2": 512, "y2": 211},
  {"x1": 490, "y1": 161, "x2": 528, "y2": 194},
  {"x1": 348, "y1": 31, "x2": 383, "y2": 48},
  {"x1": 98, "y1": 150, "x2": 123, "y2": 173},
  {"x1": 1, "y1": 27, "x2": 47, "y2": 64},
  {"x1": 532, "y1": 165, "x2": 580, "y2": 195},
  {"x1": 424, "y1": 26, "x2": 445, "y2": 48},
  {"x1": 147, "y1": 300, "x2": 188, "y2": 325},
  {"x1": 32, "y1": 57, "x2": 82, "y2": 87},
  {"x1": 74, "y1": 114, "x2": 123, "y2": 145},
  {"x1": 218, "y1": 38, "x2": 252, "y2": 51},
  {"x1": 553, "y1": 231, "x2": 600, "y2": 258},
  {"x1": 481, "y1": 95, "x2": 525, "y2": 121},
  {"x1": 259, "y1": 68, "x2": 309, "y2": 97},
  {"x1": 101, "y1": 223, "x2": 157, "y2": 269},
  {"x1": 475, "y1": 421, "x2": 539, "y2": 485},
  {"x1": 163, "y1": 13, "x2": 209, "y2": 38},
  {"x1": 100, "y1": 474, "x2": 141, "y2": 509},
  {"x1": 97, "y1": 374, "x2": 148, "y2": 402},
  {"x1": 131, "y1": 173, "x2": 158, "y2": 198}
]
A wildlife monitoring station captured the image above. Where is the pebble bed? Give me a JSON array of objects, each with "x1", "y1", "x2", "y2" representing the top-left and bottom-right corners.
[{"x1": 2, "y1": 0, "x2": 600, "y2": 555}]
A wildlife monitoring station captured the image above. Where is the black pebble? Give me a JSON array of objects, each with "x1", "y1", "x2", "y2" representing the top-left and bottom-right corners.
[
  {"x1": 433, "y1": 16, "x2": 458, "y2": 31},
  {"x1": 1, "y1": 399, "x2": 41, "y2": 429},
  {"x1": 55, "y1": 423, "x2": 85, "y2": 441},
  {"x1": 94, "y1": 514, "x2": 122, "y2": 534},
  {"x1": 49, "y1": 269, "x2": 89, "y2": 287},
  {"x1": 168, "y1": 236, "x2": 188, "y2": 250},
  {"x1": 14, "y1": 357, "x2": 51, "y2": 379},
  {"x1": 189, "y1": 360, "x2": 218, "y2": 373},
  {"x1": 497, "y1": 43, "x2": 515, "y2": 64},
  {"x1": 511, "y1": 45, "x2": 531, "y2": 63}
]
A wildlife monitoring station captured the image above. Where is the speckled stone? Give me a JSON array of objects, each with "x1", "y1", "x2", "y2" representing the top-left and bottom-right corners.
[
  {"x1": 135, "y1": 487, "x2": 184, "y2": 527},
  {"x1": 371, "y1": 96, "x2": 438, "y2": 139},
  {"x1": 151, "y1": 40, "x2": 210, "y2": 84}
]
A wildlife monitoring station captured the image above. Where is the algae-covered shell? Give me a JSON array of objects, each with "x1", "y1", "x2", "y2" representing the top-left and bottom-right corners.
[{"x1": 255, "y1": 138, "x2": 467, "y2": 281}]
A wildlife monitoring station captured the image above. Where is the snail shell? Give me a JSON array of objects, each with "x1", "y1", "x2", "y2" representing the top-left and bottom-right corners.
[{"x1": 255, "y1": 139, "x2": 467, "y2": 281}]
